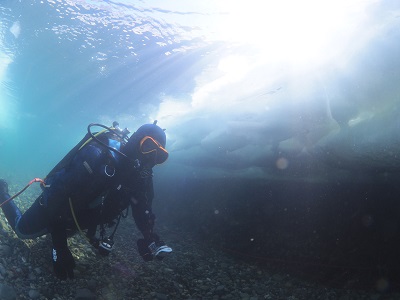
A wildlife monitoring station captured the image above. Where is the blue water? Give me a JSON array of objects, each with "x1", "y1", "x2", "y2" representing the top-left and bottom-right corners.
[
  {"x1": 0, "y1": 1, "x2": 215, "y2": 181},
  {"x1": 2, "y1": 0, "x2": 400, "y2": 184}
]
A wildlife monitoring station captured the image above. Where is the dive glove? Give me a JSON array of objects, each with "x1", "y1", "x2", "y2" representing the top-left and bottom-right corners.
[
  {"x1": 52, "y1": 247, "x2": 75, "y2": 280},
  {"x1": 137, "y1": 234, "x2": 172, "y2": 262},
  {"x1": 89, "y1": 236, "x2": 114, "y2": 256}
]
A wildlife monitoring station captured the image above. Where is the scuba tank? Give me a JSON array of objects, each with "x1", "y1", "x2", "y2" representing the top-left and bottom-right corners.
[
  {"x1": 46, "y1": 121, "x2": 130, "y2": 179},
  {"x1": 46, "y1": 132, "x2": 91, "y2": 178}
]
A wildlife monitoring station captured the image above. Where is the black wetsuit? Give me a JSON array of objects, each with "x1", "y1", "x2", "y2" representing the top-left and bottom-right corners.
[{"x1": 13, "y1": 132, "x2": 156, "y2": 245}]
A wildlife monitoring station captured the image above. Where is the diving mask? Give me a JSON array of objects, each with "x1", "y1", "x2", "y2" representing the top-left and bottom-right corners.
[{"x1": 139, "y1": 136, "x2": 168, "y2": 165}]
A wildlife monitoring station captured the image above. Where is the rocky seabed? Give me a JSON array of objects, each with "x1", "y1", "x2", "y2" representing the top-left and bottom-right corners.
[{"x1": 1, "y1": 190, "x2": 399, "y2": 299}]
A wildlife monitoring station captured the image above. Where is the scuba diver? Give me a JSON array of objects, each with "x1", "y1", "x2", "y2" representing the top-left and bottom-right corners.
[{"x1": 0, "y1": 121, "x2": 172, "y2": 280}]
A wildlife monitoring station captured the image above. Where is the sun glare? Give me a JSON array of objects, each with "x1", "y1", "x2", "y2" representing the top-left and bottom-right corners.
[{"x1": 215, "y1": 0, "x2": 375, "y2": 66}]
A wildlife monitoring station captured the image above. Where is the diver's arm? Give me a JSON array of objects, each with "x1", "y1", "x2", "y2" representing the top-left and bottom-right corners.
[
  {"x1": 131, "y1": 176, "x2": 172, "y2": 261},
  {"x1": 130, "y1": 176, "x2": 155, "y2": 240}
]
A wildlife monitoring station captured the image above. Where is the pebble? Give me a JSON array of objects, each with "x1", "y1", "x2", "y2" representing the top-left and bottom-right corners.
[
  {"x1": 155, "y1": 292, "x2": 168, "y2": 300},
  {"x1": 272, "y1": 274, "x2": 285, "y2": 281},
  {"x1": 214, "y1": 285, "x2": 226, "y2": 296},
  {"x1": 87, "y1": 279, "x2": 97, "y2": 289},
  {"x1": 0, "y1": 284, "x2": 17, "y2": 300},
  {"x1": 0, "y1": 244, "x2": 12, "y2": 256},
  {"x1": 34, "y1": 267, "x2": 41, "y2": 275},
  {"x1": 0, "y1": 263, "x2": 6, "y2": 276},
  {"x1": 75, "y1": 288, "x2": 96, "y2": 300},
  {"x1": 28, "y1": 289, "x2": 40, "y2": 299}
]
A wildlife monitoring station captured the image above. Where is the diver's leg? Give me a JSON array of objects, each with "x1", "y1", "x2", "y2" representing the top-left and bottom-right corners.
[
  {"x1": 0, "y1": 179, "x2": 22, "y2": 230},
  {"x1": 14, "y1": 194, "x2": 49, "y2": 238},
  {"x1": 0, "y1": 180, "x2": 48, "y2": 239}
]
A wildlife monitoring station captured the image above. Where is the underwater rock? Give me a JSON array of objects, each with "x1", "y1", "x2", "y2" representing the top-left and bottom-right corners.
[
  {"x1": 75, "y1": 288, "x2": 96, "y2": 300},
  {"x1": 214, "y1": 284, "x2": 226, "y2": 296},
  {"x1": 155, "y1": 292, "x2": 168, "y2": 300},
  {"x1": 0, "y1": 263, "x2": 6, "y2": 276},
  {"x1": 0, "y1": 244, "x2": 12, "y2": 256},
  {"x1": 0, "y1": 284, "x2": 17, "y2": 300},
  {"x1": 28, "y1": 289, "x2": 40, "y2": 299}
]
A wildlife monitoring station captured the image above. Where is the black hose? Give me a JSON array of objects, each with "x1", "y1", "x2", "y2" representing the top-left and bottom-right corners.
[{"x1": 87, "y1": 123, "x2": 133, "y2": 162}]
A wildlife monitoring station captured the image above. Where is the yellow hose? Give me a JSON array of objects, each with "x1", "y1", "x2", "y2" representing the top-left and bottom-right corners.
[
  {"x1": 68, "y1": 198, "x2": 90, "y2": 242},
  {"x1": 78, "y1": 128, "x2": 111, "y2": 150}
]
